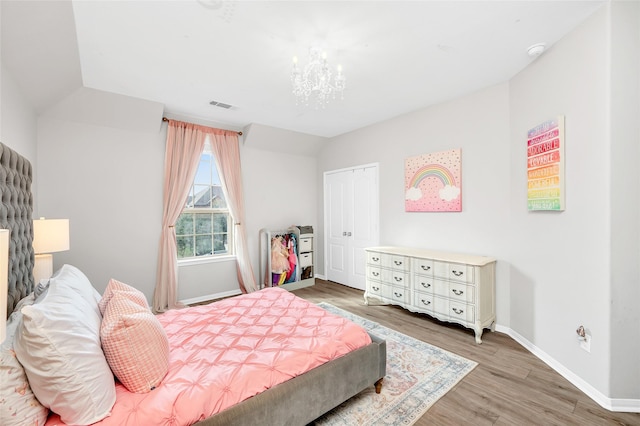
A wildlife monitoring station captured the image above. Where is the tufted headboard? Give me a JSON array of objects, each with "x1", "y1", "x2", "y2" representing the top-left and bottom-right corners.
[{"x1": 0, "y1": 142, "x2": 35, "y2": 319}]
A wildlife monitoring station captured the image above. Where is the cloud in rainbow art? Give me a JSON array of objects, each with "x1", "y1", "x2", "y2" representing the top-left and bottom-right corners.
[{"x1": 405, "y1": 164, "x2": 460, "y2": 202}]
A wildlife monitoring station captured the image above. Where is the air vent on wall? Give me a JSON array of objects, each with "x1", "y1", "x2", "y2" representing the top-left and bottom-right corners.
[{"x1": 209, "y1": 100, "x2": 233, "y2": 109}]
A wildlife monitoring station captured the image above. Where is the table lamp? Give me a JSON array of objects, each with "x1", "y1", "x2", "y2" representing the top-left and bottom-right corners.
[{"x1": 33, "y1": 218, "x2": 69, "y2": 284}]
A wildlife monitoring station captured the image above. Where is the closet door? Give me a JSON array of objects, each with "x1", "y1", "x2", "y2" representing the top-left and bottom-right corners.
[{"x1": 324, "y1": 165, "x2": 379, "y2": 290}]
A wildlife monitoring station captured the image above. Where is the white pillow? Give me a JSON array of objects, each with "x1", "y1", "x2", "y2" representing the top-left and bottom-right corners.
[
  {"x1": 0, "y1": 296, "x2": 48, "y2": 426},
  {"x1": 14, "y1": 269, "x2": 116, "y2": 425},
  {"x1": 50, "y1": 264, "x2": 103, "y2": 316}
]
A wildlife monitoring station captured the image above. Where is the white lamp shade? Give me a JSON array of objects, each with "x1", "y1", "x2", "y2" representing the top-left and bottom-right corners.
[
  {"x1": 1, "y1": 229, "x2": 9, "y2": 343},
  {"x1": 33, "y1": 219, "x2": 70, "y2": 254}
]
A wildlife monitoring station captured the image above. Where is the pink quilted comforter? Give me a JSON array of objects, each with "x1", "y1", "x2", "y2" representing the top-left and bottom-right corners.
[{"x1": 45, "y1": 287, "x2": 371, "y2": 426}]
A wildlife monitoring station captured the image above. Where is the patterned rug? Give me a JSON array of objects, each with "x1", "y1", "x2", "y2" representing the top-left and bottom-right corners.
[{"x1": 312, "y1": 303, "x2": 477, "y2": 426}]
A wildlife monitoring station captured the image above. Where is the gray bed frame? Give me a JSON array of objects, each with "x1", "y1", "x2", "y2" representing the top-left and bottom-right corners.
[
  {"x1": 1, "y1": 141, "x2": 387, "y2": 425},
  {"x1": 197, "y1": 333, "x2": 386, "y2": 426}
]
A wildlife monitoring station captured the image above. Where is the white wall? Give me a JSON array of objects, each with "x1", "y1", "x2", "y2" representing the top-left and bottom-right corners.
[
  {"x1": 318, "y1": 83, "x2": 512, "y2": 326},
  {"x1": 177, "y1": 136, "x2": 319, "y2": 301},
  {"x1": 1, "y1": 63, "x2": 38, "y2": 173},
  {"x1": 35, "y1": 95, "x2": 320, "y2": 303},
  {"x1": 509, "y1": 5, "x2": 613, "y2": 397},
  {"x1": 608, "y1": 0, "x2": 640, "y2": 399},
  {"x1": 36, "y1": 96, "x2": 165, "y2": 299},
  {"x1": 242, "y1": 142, "x2": 319, "y2": 290},
  {"x1": 317, "y1": 3, "x2": 639, "y2": 404}
]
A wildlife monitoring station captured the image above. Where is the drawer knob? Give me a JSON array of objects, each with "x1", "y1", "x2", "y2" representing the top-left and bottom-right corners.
[
  {"x1": 394, "y1": 260, "x2": 403, "y2": 266},
  {"x1": 421, "y1": 265, "x2": 431, "y2": 271},
  {"x1": 372, "y1": 271, "x2": 379, "y2": 277},
  {"x1": 421, "y1": 299, "x2": 431, "y2": 306},
  {"x1": 452, "y1": 307, "x2": 464, "y2": 315},
  {"x1": 394, "y1": 292, "x2": 403, "y2": 298},
  {"x1": 421, "y1": 282, "x2": 431, "y2": 289},
  {"x1": 372, "y1": 286, "x2": 379, "y2": 291},
  {"x1": 452, "y1": 289, "x2": 464, "y2": 296},
  {"x1": 372, "y1": 257, "x2": 379, "y2": 261},
  {"x1": 452, "y1": 270, "x2": 464, "y2": 277},
  {"x1": 394, "y1": 276, "x2": 403, "y2": 282}
]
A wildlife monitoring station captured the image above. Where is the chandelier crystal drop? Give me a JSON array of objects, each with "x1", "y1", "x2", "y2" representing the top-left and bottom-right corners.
[{"x1": 291, "y1": 47, "x2": 346, "y2": 108}]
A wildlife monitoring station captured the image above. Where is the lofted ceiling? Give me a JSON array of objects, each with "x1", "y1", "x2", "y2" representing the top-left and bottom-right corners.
[{"x1": 2, "y1": 0, "x2": 605, "y2": 138}]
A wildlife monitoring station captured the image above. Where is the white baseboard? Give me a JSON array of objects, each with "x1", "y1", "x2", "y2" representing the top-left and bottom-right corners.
[
  {"x1": 495, "y1": 324, "x2": 640, "y2": 413},
  {"x1": 179, "y1": 289, "x2": 242, "y2": 305}
]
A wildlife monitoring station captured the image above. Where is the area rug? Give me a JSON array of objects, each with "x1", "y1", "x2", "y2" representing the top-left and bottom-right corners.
[{"x1": 312, "y1": 303, "x2": 477, "y2": 426}]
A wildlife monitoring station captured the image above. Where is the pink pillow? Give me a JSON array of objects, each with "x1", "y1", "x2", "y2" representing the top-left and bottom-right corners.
[
  {"x1": 99, "y1": 278, "x2": 148, "y2": 315},
  {"x1": 100, "y1": 292, "x2": 169, "y2": 393}
]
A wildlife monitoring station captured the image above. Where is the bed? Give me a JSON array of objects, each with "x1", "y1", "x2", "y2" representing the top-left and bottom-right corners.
[{"x1": 0, "y1": 141, "x2": 386, "y2": 426}]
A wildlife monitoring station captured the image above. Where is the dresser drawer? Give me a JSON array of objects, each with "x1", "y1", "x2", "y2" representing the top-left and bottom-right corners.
[
  {"x1": 299, "y1": 237, "x2": 312, "y2": 253},
  {"x1": 431, "y1": 297, "x2": 474, "y2": 322},
  {"x1": 387, "y1": 255, "x2": 409, "y2": 271},
  {"x1": 432, "y1": 262, "x2": 475, "y2": 283},
  {"x1": 367, "y1": 266, "x2": 382, "y2": 281},
  {"x1": 414, "y1": 292, "x2": 434, "y2": 311},
  {"x1": 390, "y1": 271, "x2": 409, "y2": 287},
  {"x1": 448, "y1": 263, "x2": 474, "y2": 283},
  {"x1": 414, "y1": 276, "x2": 434, "y2": 293},
  {"x1": 299, "y1": 252, "x2": 313, "y2": 267},
  {"x1": 414, "y1": 258, "x2": 434, "y2": 275},
  {"x1": 367, "y1": 281, "x2": 385, "y2": 297},
  {"x1": 388, "y1": 286, "x2": 409, "y2": 304},
  {"x1": 449, "y1": 282, "x2": 474, "y2": 303},
  {"x1": 433, "y1": 280, "x2": 475, "y2": 303},
  {"x1": 367, "y1": 252, "x2": 383, "y2": 266},
  {"x1": 449, "y1": 301, "x2": 475, "y2": 323}
]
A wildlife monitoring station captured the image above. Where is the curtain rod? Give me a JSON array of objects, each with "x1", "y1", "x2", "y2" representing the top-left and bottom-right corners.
[{"x1": 162, "y1": 117, "x2": 242, "y2": 136}]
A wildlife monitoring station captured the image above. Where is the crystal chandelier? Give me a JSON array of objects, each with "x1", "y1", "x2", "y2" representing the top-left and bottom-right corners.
[{"x1": 291, "y1": 47, "x2": 346, "y2": 108}]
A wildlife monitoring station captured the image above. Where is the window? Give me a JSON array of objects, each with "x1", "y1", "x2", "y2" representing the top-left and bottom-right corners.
[{"x1": 176, "y1": 146, "x2": 233, "y2": 260}]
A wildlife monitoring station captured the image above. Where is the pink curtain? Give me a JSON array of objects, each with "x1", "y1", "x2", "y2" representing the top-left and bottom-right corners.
[
  {"x1": 153, "y1": 120, "x2": 206, "y2": 313},
  {"x1": 209, "y1": 130, "x2": 258, "y2": 293}
]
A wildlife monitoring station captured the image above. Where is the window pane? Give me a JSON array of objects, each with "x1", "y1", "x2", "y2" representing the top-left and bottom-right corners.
[
  {"x1": 211, "y1": 185, "x2": 227, "y2": 208},
  {"x1": 195, "y1": 235, "x2": 213, "y2": 256},
  {"x1": 194, "y1": 153, "x2": 212, "y2": 186},
  {"x1": 213, "y1": 232, "x2": 228, "y2": 254},
  {"x1": 175, "y1": 213, "x2": 193, "y2": 236},
  {"x1": 213, "y1": 213, "x2": 228, "y2": 233},
  {"x1": 193, "y1": 185, "x2": 212, "y2": 208},
  {"x1": 177, "y1": 236, "x2": 194, "y2": 258},
  {"x1": 195, "y1": 213, "x2": 212, "y2": 234}
]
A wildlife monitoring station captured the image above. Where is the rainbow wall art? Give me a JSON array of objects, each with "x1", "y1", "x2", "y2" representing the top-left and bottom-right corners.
[
  {"x1": 527, "y1": 116, "x2": 565, "y2": 211},
  {"x1": 405, "y1": 149, "x2": 462, "y2": 212}
]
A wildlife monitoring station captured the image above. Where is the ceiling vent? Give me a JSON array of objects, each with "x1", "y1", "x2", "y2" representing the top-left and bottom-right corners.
[{"x1": 209, "y1": 100, "x2": 233, "y2": 109}]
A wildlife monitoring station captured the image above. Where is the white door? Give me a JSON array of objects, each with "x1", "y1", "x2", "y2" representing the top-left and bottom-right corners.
[{"x1": 324, "y1": 165, "x2": 379, "y2": 290}]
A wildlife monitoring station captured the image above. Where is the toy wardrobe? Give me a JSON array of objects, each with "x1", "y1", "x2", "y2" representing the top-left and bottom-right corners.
[{"x1": 259, "y1": 226, "x2": 315, "y2": 290}]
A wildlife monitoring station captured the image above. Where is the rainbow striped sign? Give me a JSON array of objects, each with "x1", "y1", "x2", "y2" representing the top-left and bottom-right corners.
[
  {"x1": 405, "y1": 149, "x2": 461, "y2": 212},
  {"x1": 527, "y1": 116, "x2": 565, "y2": 211}
]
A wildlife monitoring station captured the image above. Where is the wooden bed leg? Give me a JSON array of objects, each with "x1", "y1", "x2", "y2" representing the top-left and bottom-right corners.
[{"x1": 374, "y1": 378, "x2": 383, "y2": 394}]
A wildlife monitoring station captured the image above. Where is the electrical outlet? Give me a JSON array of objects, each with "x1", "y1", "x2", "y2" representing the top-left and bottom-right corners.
[{"x1": 580, "y1": 333, "x2": 591, "y2": 353}]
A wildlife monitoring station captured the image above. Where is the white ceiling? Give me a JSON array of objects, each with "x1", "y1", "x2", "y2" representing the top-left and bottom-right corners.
[{"x1": 2, "y1": 0, "x2": 605, "y2": 138}]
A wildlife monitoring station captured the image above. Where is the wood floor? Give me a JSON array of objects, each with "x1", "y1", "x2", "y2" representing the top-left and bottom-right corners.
[{"x1": 292, "y1": 279, "x2": 640, "y2": 426}]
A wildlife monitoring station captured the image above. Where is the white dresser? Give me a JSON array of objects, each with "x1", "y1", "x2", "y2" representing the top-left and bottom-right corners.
[{"x1": 364, "y1": 246, "x2": 496, "y2": 343}]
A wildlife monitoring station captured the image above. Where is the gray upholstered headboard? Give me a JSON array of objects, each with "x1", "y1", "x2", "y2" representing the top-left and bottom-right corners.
[{"x1": 0, "y1": 142, "x2": 35, "y2": 319}]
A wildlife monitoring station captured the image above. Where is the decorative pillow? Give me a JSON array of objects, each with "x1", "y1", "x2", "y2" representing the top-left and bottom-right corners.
[
  {"x1": 14, "y1": 271, "x2": 116, "y2": 425},
  {"x1": 101, "y1": 291, "x2": 169, "y2": 393},
  {"x1": 0, "y1": 297, "x2": 48, "y2": 426},
  {"x1": 99, "y1": 278, "x2": 148, "y2": 315}
]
